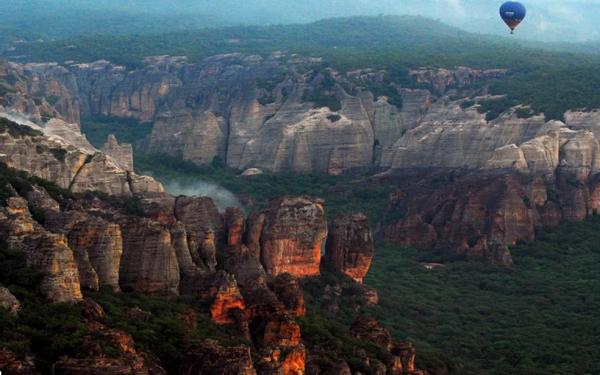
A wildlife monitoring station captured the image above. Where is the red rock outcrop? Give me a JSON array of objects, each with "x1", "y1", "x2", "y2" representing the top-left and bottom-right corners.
[
  {"x1": 249, "y1": 197, "x2": 327, "y2": 277},
  {"x1": 181, "y1": 340, "x2": 256, "y2": 375},
  {"x1": 348, "y1": 317, "x2": 427, "y2": 375},
  {"x1": 384, "y1": 172, "x2": 543, "y2": 265},
  {"x1": 244, "y1": 211, "x2": 265, "y2": 258},
  {"x1": 325, "y1": 213, "x2": 374, "y2": 283},
  {"x1": 198, "y1": 230, "x2": 218, "y2": 273},
  {"x1": 390, "y1": 341, "x2": 417, "y2": 375},
  {"x1": 273, "y1": 273, "x2": 306, "y2": 317},
  {"x1": 25, "y1": 185, "x2": 60, "y2": 214},
  {"x1": 138, "y1": 193, "x2": 177, "y2": 226},
  {"x1": 263, "y1": 315, "x2": 302, "y2": 348},
  {"x1": 32, "y1": 233, "x2": 90, "y2": 301},
  {"x1": 222, "y1": 244, "x2": 268, "y2": 290},
  {"x1": 210, "y1": 273, "x2": 246, "y2": 325},
  {"x1": 258, "y1": 346, "x2": 306, "y2": 375},
  {"x1": 169, "y1": 221, "x2": 198, "y2": 277},
  {"x1": 225, "y1": 207, "x2": 245, "y2": 247}
]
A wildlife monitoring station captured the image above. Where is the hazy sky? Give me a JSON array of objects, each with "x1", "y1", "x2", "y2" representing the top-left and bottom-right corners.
[
  {"x1": 3, "y1": 0, "x2": 600, "y2": 43},
  {"x1": 109, "y1": 0, "x2": 600, "y2": 42}
]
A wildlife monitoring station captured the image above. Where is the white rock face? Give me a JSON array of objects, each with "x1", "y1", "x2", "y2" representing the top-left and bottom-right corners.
[
  {"x1": 486, "y1": 144, "x2": 528, "y2": 169},
  {"x1": 7, "y1": 57, "x2": 600, "y2": 178},
  {"x1": 0, "y1": 115, "x2": 164, "y2": 196},
  {"x1": 44, "y1": 118, "x2": 96, "y2": 153}
]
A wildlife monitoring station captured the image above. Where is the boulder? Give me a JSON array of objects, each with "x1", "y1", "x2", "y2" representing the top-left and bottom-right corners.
[{"x1": 0, "y1": 287, "x2": 21, "y2": 315}]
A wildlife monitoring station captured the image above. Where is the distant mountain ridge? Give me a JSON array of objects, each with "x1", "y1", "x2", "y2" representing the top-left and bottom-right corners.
[{"x1": 3, "y1": 0, "x2": 599, "y2": 43}]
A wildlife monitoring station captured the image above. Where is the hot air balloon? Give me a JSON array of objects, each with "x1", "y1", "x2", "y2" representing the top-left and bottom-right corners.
[{"x1": 500, "y1": 1, "x2": 526, "y2": 34}]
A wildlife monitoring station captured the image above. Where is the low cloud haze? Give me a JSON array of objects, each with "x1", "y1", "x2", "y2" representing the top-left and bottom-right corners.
[{"x1": 162, "y1": 179, "x2": 242, "y2": 212}]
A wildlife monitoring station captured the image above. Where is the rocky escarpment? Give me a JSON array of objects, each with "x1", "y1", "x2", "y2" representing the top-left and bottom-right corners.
[
  {"x1": 0, "y1": 116, "x2": 411, "y2": 374},
  {"x1": 0, "y1": 183, "x2": 387, "y2": 372},
  {"x1": 382, "y1": 166, "x2": 600, "y2": 265},
  {"x1": 6, "y1": 56, "x2": 600, "y2": 180},
  {"x1": 0, "y1": 116, "x2": 162, "y2": 196},
  {"x1": 0, "y1": 57, "x2": 512, "y2": 174}
]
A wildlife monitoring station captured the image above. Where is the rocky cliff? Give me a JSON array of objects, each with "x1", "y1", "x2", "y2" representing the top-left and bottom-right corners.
[
  {"x1": 250, "y1": 197, "x2": 328, "y2": 278},
  {"x1": 325, "y1": 213, "x2": 374, "y2": 283},
  {"x1": 0, "y1": 116, "x2": 419, "y2": 374},
  {"x1": 5, "y1": 55, "x2": 600, "y2": 180},
  {"x1": 381, "y1": 166, "x2": 600, "y2": 265}
]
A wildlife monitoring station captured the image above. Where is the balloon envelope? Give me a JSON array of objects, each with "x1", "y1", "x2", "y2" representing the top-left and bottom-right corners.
[{"x1": 500, "y1": 1, "x2": 526, "y2": 32}]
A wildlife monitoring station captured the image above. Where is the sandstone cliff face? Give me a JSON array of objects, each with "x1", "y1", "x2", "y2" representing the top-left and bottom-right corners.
[
  {"x1": 250, "y1": 197, "x2": 328, "y2": 278},
  {"x1": 351, "y1": 316, "x2": 393, "y2": 351},
  {"x1": 325, "y1": 213, "x2": 374, "y2": 283},
  {"x1": 0, "y1": 112, "x2": 430, "y2": 374},
  {"x1": 0, "y1": 62, "x2": 80, "y2": 124},
  {"x1": 1, "y1": 57, "x2": 507, "y2": 174},
  {"x1": 409, "y1": 67, "x2": 508, "y2": 93},
  {"x1": 119, "y1": 218, "x2": 180, "y2": 296},
  {"x1": 349, "y1": 316, "x2": 427, "y2": 375},
  {"x1": 102, "y1": 134, "x2": 134, "y2": 171},
  {"x1": 55, "y1": 305, "x2": 167, "y2": 375},
  {"x1": 67, "y1": 217, "x2": 123, "y2": 292},
  {"x1": 7, "y1": 56, "x2": 600, "y2": 179},
  {"x1": 0, "y1": 116, "x2": 163, "y2": 196},
  {"x1": 0, "y1": 197, "x2": 83, "y2": 302},
  {"x1": 175, "y1": 196, "x2": 224, "y2": 246},
  {"x1": 209, "y1": 272, "x2": 246, "y2": 325}
]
